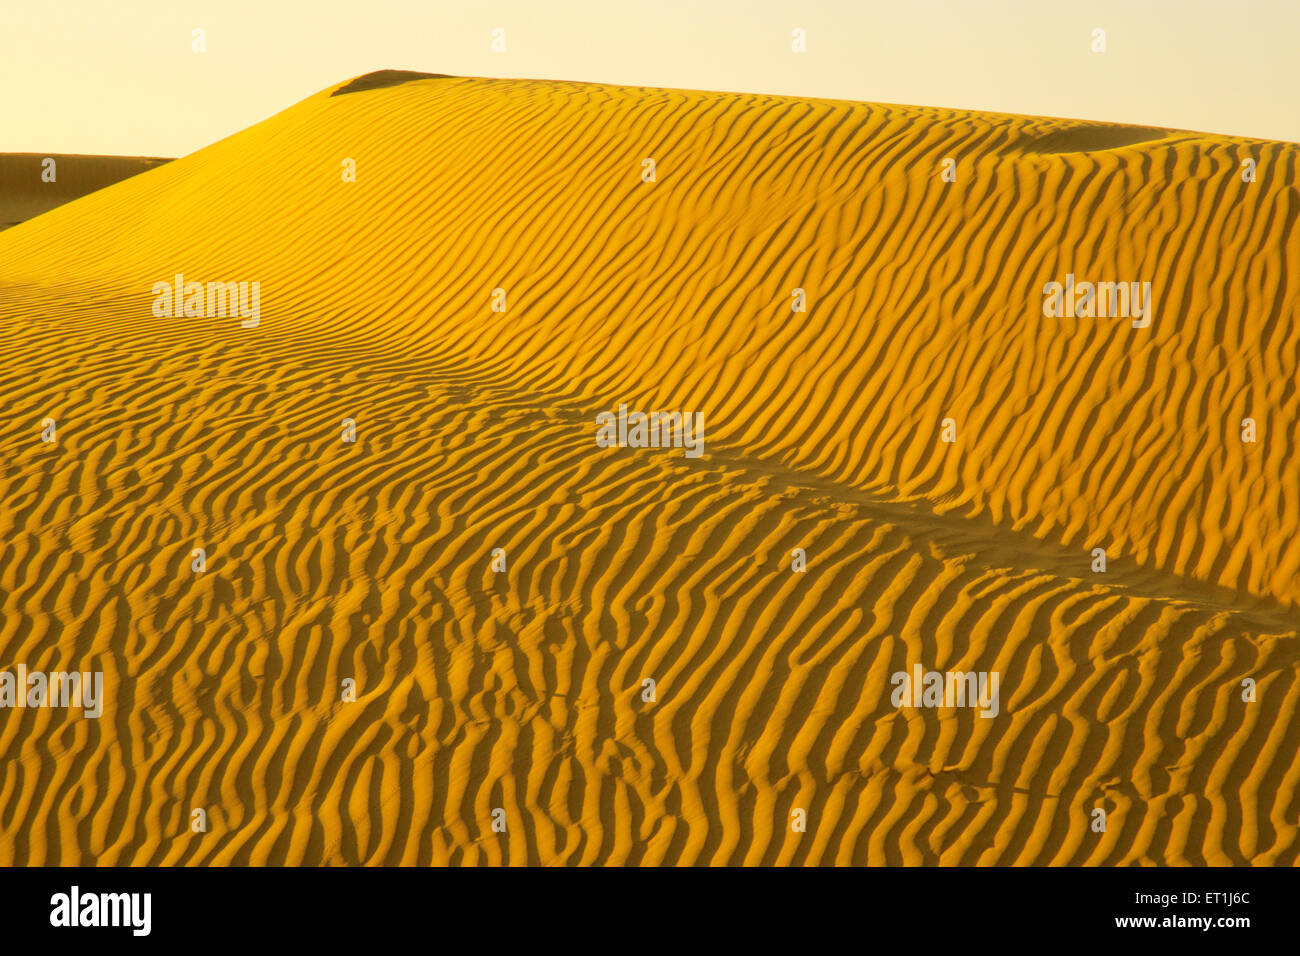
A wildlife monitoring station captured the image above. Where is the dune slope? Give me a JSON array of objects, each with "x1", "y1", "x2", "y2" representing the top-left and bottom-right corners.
[{"x1": 0, "y1": 73, "x2": 1296, "y2": 865}]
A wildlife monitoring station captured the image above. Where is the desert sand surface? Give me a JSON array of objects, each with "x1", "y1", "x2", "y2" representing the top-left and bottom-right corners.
[
  {"x1": 0, "y1": 154, "x2": 170, "y2": 231},
  {"x1": 0, "y1": 73, "x2": 1296, "y2": 865}
]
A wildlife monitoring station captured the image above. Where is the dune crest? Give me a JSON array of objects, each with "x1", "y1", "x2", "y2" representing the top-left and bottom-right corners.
[{"x1": 331, "y1": 70, "x2": 457, "y2": 96}]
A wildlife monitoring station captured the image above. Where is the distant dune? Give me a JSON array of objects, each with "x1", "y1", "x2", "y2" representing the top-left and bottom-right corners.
[
  {"x1": 0, "y1": 153, "x2": 171, "y2": 231},
  {"x1": 0, "y1": 72, "x2": 1295, "y2": 865}
]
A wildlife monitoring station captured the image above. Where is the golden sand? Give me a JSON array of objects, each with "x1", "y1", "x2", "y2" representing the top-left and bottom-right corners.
[{"x1": 0, "y1": 74, "x2": 1296, "y2": 864}]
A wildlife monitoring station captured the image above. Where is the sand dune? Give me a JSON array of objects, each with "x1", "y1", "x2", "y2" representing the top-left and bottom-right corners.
[
  {"x1": 0, "y1": 72, "x2": 1296, "y2": 865},
  {"x1": 0, "y1": 153, "x2": 170, "y2": 231}
]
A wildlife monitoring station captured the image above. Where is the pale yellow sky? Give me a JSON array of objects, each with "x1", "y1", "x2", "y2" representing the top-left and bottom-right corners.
[{"x1": 3, "y1": 0, "x2": 1298, "y2": 157}]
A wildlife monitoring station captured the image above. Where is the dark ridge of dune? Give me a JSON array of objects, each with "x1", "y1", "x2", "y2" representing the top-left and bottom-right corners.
[
  {"x1": 331, "y1": 70, "x2": 456, "y2": 96},
  {"x1": 1019, "y1": 124, "x2": 1175, "y2": 153},
  {"x1": 0, "y1": 153, "x2": 171, "y2": 231}
]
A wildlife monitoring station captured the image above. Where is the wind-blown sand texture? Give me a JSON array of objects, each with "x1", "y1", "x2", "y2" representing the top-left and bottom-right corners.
[
  {"x1": 0, "y1": 73, "x2": 1296, "y2": 865},
  {"x1": 0, "y1": 154, "x2": 171, "y2": 231}
]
